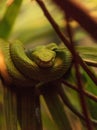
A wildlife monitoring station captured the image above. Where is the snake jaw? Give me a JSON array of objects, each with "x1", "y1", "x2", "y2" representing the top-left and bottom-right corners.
[{"x1": 37, "y1": 58, "x2": 55, "y2": 68}]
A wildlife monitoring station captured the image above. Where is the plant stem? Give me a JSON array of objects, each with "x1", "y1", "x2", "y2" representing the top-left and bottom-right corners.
[
  {"x1": 16, "y1": 87, "x2": 42, "y2": 130},
  {"x1": 3, "y1": 86, "x2": 17, "y2": 130}
]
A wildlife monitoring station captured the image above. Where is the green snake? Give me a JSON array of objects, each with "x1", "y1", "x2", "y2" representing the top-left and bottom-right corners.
[{"x1": 0, "y1": 39, "x2": 97, "y2": 87}]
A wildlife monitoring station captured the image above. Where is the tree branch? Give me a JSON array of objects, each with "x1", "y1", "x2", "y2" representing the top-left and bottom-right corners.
[{"x1": 52, "y1": 0, "x2": 97, "y2": 41}]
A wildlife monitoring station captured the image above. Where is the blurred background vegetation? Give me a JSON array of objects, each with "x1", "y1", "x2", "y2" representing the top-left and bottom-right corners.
[
  {"x1": 1, "y1": 0, "x2": 97, "y2": 45},
  {"x1": 0, "y1": 0, "x2": 97, "y2": 130}
]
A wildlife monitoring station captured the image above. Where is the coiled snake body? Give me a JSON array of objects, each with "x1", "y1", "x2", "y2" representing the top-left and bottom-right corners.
[
  {"x1": 0, "y1": 39, "x2": 72, "y2": 87},
  {"x1": 1, "y1": 39, "x2": 97, "y2": 87}
]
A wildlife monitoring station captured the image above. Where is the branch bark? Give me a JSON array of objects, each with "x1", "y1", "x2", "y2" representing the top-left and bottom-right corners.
[{"x1": 52, "y1": 0, "x2": 97, "y2": 41}]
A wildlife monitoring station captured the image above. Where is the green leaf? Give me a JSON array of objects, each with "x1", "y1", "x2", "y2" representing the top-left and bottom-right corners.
[
  {"x1": 0, "y1": 0, "x2": 23, "y2": 39},
  {"x1": 82, "y1": 69, "x2": 97, "y2": 121},
  {"x1": 41, "y1": 84, "x2": 72, "y2": 130}
]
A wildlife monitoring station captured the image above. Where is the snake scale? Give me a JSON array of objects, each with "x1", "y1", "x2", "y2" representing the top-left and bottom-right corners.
[{"x1": 0, "y1": 38, "x2": 97, "y2": 87}]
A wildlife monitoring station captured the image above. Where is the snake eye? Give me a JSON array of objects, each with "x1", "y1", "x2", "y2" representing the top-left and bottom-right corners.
[{"x1": 31, "y1": 48, "x2": 56, "y2": 68}]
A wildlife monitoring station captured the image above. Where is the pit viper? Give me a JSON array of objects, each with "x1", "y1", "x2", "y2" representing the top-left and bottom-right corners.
[{"x1": 0, "y1": 39, "x2": 97, "y2": 87}]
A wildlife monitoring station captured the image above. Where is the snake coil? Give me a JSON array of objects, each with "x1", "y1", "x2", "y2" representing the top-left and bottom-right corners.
[{"x1": 0, "y1": 39, "x2": 72, "y2": 87}]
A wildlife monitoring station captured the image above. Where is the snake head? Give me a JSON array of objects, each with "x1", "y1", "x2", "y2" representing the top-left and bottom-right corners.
[{"x1": 29, "y1": 46, "x2": 56, "y2": 68}]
